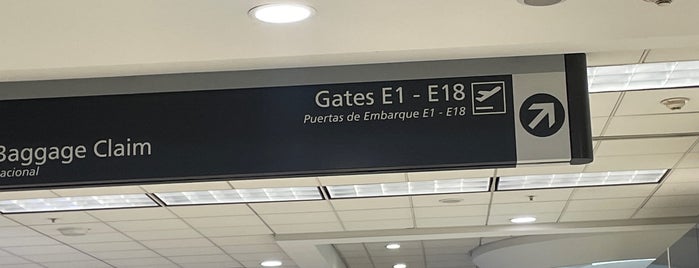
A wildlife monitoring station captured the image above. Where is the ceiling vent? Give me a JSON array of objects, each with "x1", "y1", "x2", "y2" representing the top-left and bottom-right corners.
[{"x1": 644, "y1": 0, "x2": 672, "y2": 6}]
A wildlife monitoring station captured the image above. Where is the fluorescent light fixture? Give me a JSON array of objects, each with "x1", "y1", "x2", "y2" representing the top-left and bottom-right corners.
[
  {"x1": 155, "y1": 187, "x2": 322, "y2": 205},
  {"x1": 326, "y1": 178, "x2": 490, "y2": 199},
  {"x1": 0, "y1": 194, "x2": 157, "y2": 213},
  {"x1": 497, "y1": 170, "x2": 666, "y2": 191},
  {"x1": 386, "y1": 243, "x2": 401, "y2": 250},
  {"x1": 260, "y1": 260, "x2": 283, "y2": 267},
  {"x1": 510, "y1": 216, "x2": 537, "y2": 224},
  {"x1": 587, "y1": 60, "x2": 699, "y2": 93},
  {"x1": 249, "y1": 3, "x2": 315, "y2": 24},
  {"x1": 592, "y1": 258, "x2": 656, "y2": 266},
  {"x1": 394, "y1": 264, "x2": 407, "y2": 268}
]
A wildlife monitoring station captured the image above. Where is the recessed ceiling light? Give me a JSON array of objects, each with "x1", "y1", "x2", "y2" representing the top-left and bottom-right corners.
[
  {"x1": 325, "y1": 178, "x2": 490, "y2": 199},
  {"x1": 587, "y1": 60, "x2": 699, "y2": 93},
  {"x1": 510, "y1": 216, "x2": 537, "y2": 224},
  {"x1": 386, "y1": 243, "x2": 401, "y2": 250},
  {"x1": 249, "y1": 3, "x2": 315, "y2": 24},
  {"x1": 0, "y1": 194, "x2": 158, "y2": 213},
  {"x1": 497, "y1": 170, "x2": 667, "y2": 191},
  {"x1": 261, "y1": 260, "x2": 283, "y2": 267},
  {"x1": 517, "y1": 0, "x2": 566, "y2": 6},
  {"x1": 154, "y1": 187, "x2": 323, "y2": 205},
  {"x1": 393, "y1": 263, "x2": 407, "y2": 268},
  {"x1": 57, "y1": 227, "x2": 90, "y2": 236}
]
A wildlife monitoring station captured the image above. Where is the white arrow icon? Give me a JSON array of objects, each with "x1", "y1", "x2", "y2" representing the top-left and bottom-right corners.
[{"x1": 527, "y1": 103, "x2": 555, "y2": 129}]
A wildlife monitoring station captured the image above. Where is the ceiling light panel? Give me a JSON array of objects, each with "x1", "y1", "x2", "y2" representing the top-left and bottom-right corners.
[
  {"x1": 326, "y1": 178, "x2": 490, "y2": 199},
  {"x1": 587, "y1": 60, "x2": 699, "y2": 93},
  {"x1": 155, "y1": 187, "x2": 323, "y2": 205},
  {"x1": 497, "y1": 170, "x2": 667, "y2": 190},
  {"x1": 0, "y1": 194, "x2": 157, "y2": 213}
]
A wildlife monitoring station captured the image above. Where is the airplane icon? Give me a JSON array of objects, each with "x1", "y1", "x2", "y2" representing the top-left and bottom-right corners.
[{"x1": 475, "y1": 86, "x2": 502, "y2": 102}]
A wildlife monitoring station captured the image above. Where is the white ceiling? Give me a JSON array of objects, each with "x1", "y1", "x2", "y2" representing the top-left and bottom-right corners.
[
  {"x1": 2, "y1": 0, "x2": 699, "y2": 81},
  {"x1": 1, "y1": 0, "x2": 699, "y2": 268}
]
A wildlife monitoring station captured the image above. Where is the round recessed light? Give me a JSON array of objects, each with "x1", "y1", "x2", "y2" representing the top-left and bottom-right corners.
[
  {"x1": 393, "y1": 263, "x2": 407, "y2": 268},
  {"x1": 386, "y1": 243, "x2": 401, "y2": 250},
  {"x1": 260, "y1": 260, "x2": 283, "y2": 267},
  {"x1": 517, "y1": 0, "x2": 565, "y2": 6},
  {"x1": 249, "y1": 3, "x2": 315, "y2": 24},
  {"x1": 510, "y1": 216, "x2": 537, "y2": 224}
]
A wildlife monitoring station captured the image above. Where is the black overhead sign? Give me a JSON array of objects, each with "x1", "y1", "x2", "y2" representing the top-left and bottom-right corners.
[{"x1": 0, "y1": 54, "x2": 593, "y2": 189}]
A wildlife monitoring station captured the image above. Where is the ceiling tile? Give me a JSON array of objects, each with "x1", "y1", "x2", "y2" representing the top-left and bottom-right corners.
[
  {"x1": 413, "y1": 205, "x2": 488, "y2": 218},
  {"x1": 343, "y1": 219, "x2": 413, "y2": 231},
  {"x1": 23, "y1": 253, "x2": 94, "y2": 263},
  {"x1": 319, "y1": 173, "x2": 406, "y2": 186},
  {"x1": 0, "y1": 264, "x2": 42, "y2": 268},
  {"x1": 565, "y1": 198, "x2": 645, "y2": 211},
  {"x1": 90, "y1": 250, "x2": 160, "y2": 260},
  {"x1": 365, "y1": 241, "x2": 421, "y2": 251},
  {"x1": 260, "y1": 212, "x2": 338, "y2": 225},
  {"x1": 197, "y1": 225, "x2": 272, "y2": 237},
  {"x1": 229, "y1": 252, "x2": 289, "y2": 262},
  {"x1": 154, "y1": 247, "x2": 223, "y2": 257},
  {"x1": 0, "y1": 216, "x2": 19, "y2": 227},
  {"x1": 221, "y1": 244, "x2": 280, "y2": 254},
  {"x1": 105, "y1": 257, "x2": 174, "y2": 267},
  {"x1": 126, "y1": 229, "x2": 201, "y2": 240},
  {"x1": 331, "y1": 197, "x2": 410, "y2": 210},
  {"x1": 560, "y1": 209, "x2": 636, "y2": 222},
  {"x1": 71, "y1": 241, "x2": 146, "y2": 253},
  {"x1": 496, "y1": 164, "x2": 585, "y2": 177},
  {"x1": 269, "y1": 222, "x2": 344, "y2": 234},
  {"x1": 595, "y1": 137, "x2": 697, "y2": 156},
  {"x1": 4, "y1": 245, "x2": 77, "y2": 256},
  {"x1": 615, "y1": 87, "x2": 699, "y2": 116},
  {"x1": 0, "y1": 236, "x2": 59, "y2": 247},
  {"x1": 605, "y1": 113, "x2": 699, "y2": 136},
  {"x1": 663, "y1": 168, "x2": 699, "y2": 183},
  {"x1": 488, "y1": 213, "x2": 561, "y2": 225},
  {"x1": 209, "y1": 235, "x2": 275, "y2": 246},
  {"x1": 654, "y1": 182, "x2": 699, "y2": 196},
  {"x1": 589, "y1": 92, "x2": 621, "y2": 117},
  {"x1": 583, "y1": 154, "x2": 683, "y2": 172},
  {"x1": 51, "y1": 186, "x2": 145, "y2": 197},
  {"x1": 416, "y1": 216, "x2": 486, "y2": 228},
  {"x1": 0, "y1": 256, "x2": 31, "y2": 265},
  {"x1": 30, "y1": 222, "x2": 116, "y2": 236},
  {"x1": 140, "y1": 181, "x2": 232, "y2": 193},
  {"x1": 180, "y1": 262, "x2": 243, "y2": 268},
  {"x1": 6, "y1": 211, "x2": 98, "y2": 226},
  {"x1": 369, "y1": 248, "x2": 423, "y2": 257},
  {"x1": 184, "y1": 215, "x2": 265, "y2": 228},
  {"x1": 644, "y1": 195, "x2": 699, "y2": 208},
  {"x1": 168, "y1": 204, "x2": 254, "y2": 218},
  {"x1": 490, "y1": 201, "x2": 566, "y2": 216},
  {"x1": 645, "y1": 47, "x2": 699, "y2": 62},
  {"x1": 169, "y1": 254, "x2": 234, "y2": 264},
  {"x1": 337, "y1": 208, "x2": 412, "y2": 222},
  {"x1": 108, "y1": 219, "x2": 189, "y2": 232},
  {"x1": 587, "y1": 50, "x2": 643, "y2": 66},
  {"x1": 0, "y1": 190, "x2": 58, "y2": 200},
  {"x1": 89, "y1": 207, "x2": 176, "y2": 222},
  {"x1": 53, "y1": 232, "x2": 133, "y2": 244},
  {"x1": 249, "y1": 200, "x2": 332, "y2": 214},
  {"x1": 141, "y1": 238, "x2": 215, "y2": 249},
  {"x1": 423, "y1": 238, "x2": 480, "y2": 249},
  {"x1": 41, "y1": 261, "x2": 112, "y2": 268},
  {"x1": 411, "y1": 192, "x2": 491, "y2": 207},
  {"x1": 492, "y1": 188, "x2": 573, "y2": 203},
  {"x1": 0, "y1": 226, "x2": 43, "y2": 238},
  {"x1": 407, "y1": 169, "x2": 494, "y2": 181},
  {"x1": 570, "y1": 184, "x2": 658, "y2": 199},
  {"x1": 681, "y1": 153, "x2": 699, "y2": 168},
  {"x1": 591, "y1": 117, "x2": 609, "y2": 137},
  {"x1": 229, "y1": 177, "x2": 319, "y2": 188},
  {"x1": 634, "y1": 206, "x2": 699, "y2": 218}
]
